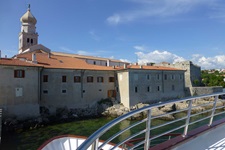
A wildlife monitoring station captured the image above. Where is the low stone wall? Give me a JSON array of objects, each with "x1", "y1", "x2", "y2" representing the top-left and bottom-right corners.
[{"x1": 189, "y1": 86, "x2": 223, "y2": 96}]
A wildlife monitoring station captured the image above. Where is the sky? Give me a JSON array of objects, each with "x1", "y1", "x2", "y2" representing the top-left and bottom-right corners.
[{"x1": 1, "y1": 0, "x2": 225, "y2": 69}]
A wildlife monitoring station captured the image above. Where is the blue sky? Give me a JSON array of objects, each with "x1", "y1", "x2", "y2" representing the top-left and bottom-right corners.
[{"x1": 1, "y1": 0, "x2": 225, "y2": 69}]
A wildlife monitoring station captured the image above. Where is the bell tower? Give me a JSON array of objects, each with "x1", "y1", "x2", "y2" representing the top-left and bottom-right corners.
[{"x1": 19, "y1": 4, "x2": 38, "y2": 54}]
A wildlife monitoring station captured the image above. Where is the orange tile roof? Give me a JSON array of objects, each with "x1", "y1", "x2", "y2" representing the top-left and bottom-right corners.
[
  {"x1": 52, "y1": 51, "x2": 128, "y2": 63},
  {"x1": 126, "y1": 65, "x2": 184, "y2": 71},
  {"x1": 12, "y1": 50, "x2": 183, "y2": 71},
  {"x1": 16, "y1": 52, "x2": 117, "y2": 71},
  {"x1": 0, "y1": 58, "x2": 40, "y2": 67}
]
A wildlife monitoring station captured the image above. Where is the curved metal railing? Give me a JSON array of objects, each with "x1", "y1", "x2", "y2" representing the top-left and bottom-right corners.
[{"x1": 77, "y1": 92, "x2": 225, "y2": 150}]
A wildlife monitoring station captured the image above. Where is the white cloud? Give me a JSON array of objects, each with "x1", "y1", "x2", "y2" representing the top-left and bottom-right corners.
[
  {"x1": 89, "y1": 30, "x2": 100, "y2": 41},
  {"x1": 107, "y1": 0, "x2": 216, "y2": 25},
  {"x1": 135, "y1": 49, "x2": 225, "y2": 69},
  {"x1": 120, "y1": 58, "x2": 131, "y2": 63},
  {"x1": 135, "y1": 50, "x2": 185, "y2": 64},
  {"x1": 133, "y1": 45, "x2": 148, "y2": 51},
  {"x1": 191, "y1": 54, "x2": 225, "y2": 69},
  {"x1": 107, "y1": 14, "x2": 121, "y2": 25}
]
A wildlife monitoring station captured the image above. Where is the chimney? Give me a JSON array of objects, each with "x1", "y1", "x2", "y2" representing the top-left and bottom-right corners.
[
  {"x1": 0, "y1": 50, "x2": 1, "y2": 58},
  {"x1": 140, "y1": 65, "x2": 142, "y2": 69},
  {"x1": 5, "y1": 55, "x2": 7, "y2": 58},
  {"x1": 48, "y1": 53, "x2": 51, "y2": 58},
  {"x1": 113, "y1": 66, "x2": 115, "y2": 69},
  {"x1": 107, "y1": 60, "x2": 110, "y2": 67},
  {"x1": 32, "y1": 53, "x2": 37, "y2": 63},
  {"x1": 124, "y1": 64, "x2": 127, "y2": 69},
  {"x1": 135, "y1": 62, "x2": 138, "y2": 65}
]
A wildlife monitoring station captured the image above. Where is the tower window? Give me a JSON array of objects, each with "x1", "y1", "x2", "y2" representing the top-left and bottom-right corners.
[
  {"x1": 31, "y1": 39, "x2": 33, "y2": 44},
  {"x1": 27, "y1": 38, "x2": 30, "y2": 43}
]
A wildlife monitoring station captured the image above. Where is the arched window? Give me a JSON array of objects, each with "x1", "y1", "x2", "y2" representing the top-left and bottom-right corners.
[
  {"x1": 31, "y1": 39, "x2": 33, "y2": 44},
  {"x1": 27, "y1": 38, "x2": 30, "y2": 43}
]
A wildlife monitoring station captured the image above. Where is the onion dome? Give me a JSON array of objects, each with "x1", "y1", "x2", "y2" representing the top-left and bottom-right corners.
[{"x1": 20, "y1": 4, "x2": 37, "y2": 24}]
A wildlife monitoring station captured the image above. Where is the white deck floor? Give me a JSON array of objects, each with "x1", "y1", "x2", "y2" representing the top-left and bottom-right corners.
[{"x1": 172, "y1": 123, "x2": 225, "y2": 150}]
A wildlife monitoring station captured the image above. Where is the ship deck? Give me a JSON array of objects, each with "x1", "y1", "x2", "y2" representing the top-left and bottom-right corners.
[{"x1": 150, "y1": 118, "x2": 225, "y2": 150}]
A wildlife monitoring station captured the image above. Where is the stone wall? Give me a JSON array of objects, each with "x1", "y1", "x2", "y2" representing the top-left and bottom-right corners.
[
  {"x1": 118, "y1": 69, "x2": 185, "y2": 107},
  {"x1": 41, "y1": 69, "x2": 116, "y2": 114},
  {"x1": 189, "y1": 86, "x2": 223, "y2": 96},
  {"x1": 0, "y1": 65, "x2": 40, "y2": 119}
]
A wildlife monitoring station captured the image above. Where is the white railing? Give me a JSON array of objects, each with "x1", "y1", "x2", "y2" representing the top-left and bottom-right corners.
[{"x1": 77, "y1": 92, "x2": 225, "y2": 150}]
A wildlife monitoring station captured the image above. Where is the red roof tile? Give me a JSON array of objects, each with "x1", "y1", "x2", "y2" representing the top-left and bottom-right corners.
[
  {"x1": 0, "y1": 58, "x2": 40, "y2": 67},
  {"x1": 12, "y1": 50, "x2": 183, "y2": 71}
]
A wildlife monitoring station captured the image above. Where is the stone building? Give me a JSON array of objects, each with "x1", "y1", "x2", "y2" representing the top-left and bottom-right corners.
[
  {"x1": 0, "y1": 58, "x2": 41, "y2": 119},
  {"x1": 154, "y1": 61, "x2": 201, "y2": 87},
  {"x1": 117, "y1": 65, "x2": 185, "y2": 107},
  {"x1": 0, "y1": 6, "x2": 186, "y2": 118}
]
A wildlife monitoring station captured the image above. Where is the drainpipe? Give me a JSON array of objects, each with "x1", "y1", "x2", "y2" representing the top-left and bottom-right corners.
[
  {"x1": 38, "y1": 67, "x2": 43, "y2": 105},
  {"x1": 81, "y1": 70, "x2": 85, "y2": 98}
]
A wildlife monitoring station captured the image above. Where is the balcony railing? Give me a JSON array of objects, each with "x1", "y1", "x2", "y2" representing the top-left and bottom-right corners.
[{"x1": 77, "y1": 92, "x2": 225, "y2": 150}]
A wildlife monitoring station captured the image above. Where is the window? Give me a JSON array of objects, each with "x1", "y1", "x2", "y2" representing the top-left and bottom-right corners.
[
  {"x1": 93, "y1": 61, "x2": 96, "y2": 65},
  {"x1": 62, "y1": 76, "x2": 67, "y2": 82},
  {"x1": 157, "y1": 86, "x2": 161, "y2": 91},
  {"x1": 43, "y1": 75, "x2": 48, "y2": 82},
  {"x1": 135, "y1": 86, "x2": 138, "y2": 93},
  {"x1": 164, "y1": 74, "x2": 167, "y2": 80},
  {"x1": 87, "y1": 76, "x2": 94, "y2": 82},
  {"x1": 171, "y1": 74, "x2": 175, "y2": 80},
  {"x1": 62, "y1": 89, "x2": 67, "y2": 93},
  {"x1": 180, "y1": 74, "x2": 183, "y2": 80},
  {"x1": 109, "y1": 77, "x2": 115, "y2": 82},
  {"x1": 134, "y1": 74, "x2": 138, "y2": 80},
  {"x1": 14, "y1": 70, "x2": 25, "y2": 78},
  {"x1": 31, "y1": 39, "x2": 33, "y2": 44},
  {"x1": 43, "y1": 90, "x2": 48, "y2": 94},
  {"x1": 97, "y1": 76, "x2": 104, "y2": 83},
  {"x1": 172, "y1": 85, "x2": 175, "y2": 91},
  {"x1": 147, "y1": 86, "x2": 151, "y2": 92},
  {"x1": 27, "y1": 38, "x2": 29, "y2": 43},
  {"x1": 147, "y1": 74, "x2": 150, "y2": 80},
  {"x1": 157, "y1": 74, "x2": 160, "y2": 80},
  {"x1": 74, "y1": 76, "x2": 81, "y2": 82}
]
